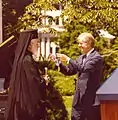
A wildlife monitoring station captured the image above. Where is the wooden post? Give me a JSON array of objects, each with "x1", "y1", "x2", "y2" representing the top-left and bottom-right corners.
[
  {"x1": 100, "y1": 100, "x2": 118, "y2": 120},
  {"x1": 96, "y1": 68, "x2": 118, "y2": 120}
]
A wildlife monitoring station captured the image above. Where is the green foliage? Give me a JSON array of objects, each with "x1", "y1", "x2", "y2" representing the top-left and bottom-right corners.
[
  {"x1": 45, "y1": 69, "x2": 75, "y2": 119},
  {"x1": 14, "y1": 1, "x2": 58, "y2": 31},
  {"x1": 2, "y1": 0, "x2": 32, "y2": 40},
  {"x1": 48, "y1": 70, "x2": 75, "y2": 96},
  {"x1": 62, "y1": 0, "x2": 118, "y2": 32},
  {"x1": 63, "y1": 96, "x2": 73, "y2": 118},
  {"x1": 100, "y1": 37, "x2": 118, "y2": 80}
]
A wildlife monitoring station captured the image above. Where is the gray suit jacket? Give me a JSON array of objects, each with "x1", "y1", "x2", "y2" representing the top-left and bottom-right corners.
[{"x1": 59, "y1": 49, "x2": 103, "y2": 108}]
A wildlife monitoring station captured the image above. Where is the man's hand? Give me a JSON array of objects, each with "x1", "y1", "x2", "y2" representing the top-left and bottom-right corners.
[
  {"x1": 49, "y1": 54, "x2": 57, "y2": 62},
  {"x1": 56, "y1": 53, "x2": 69, "y2": 62}
]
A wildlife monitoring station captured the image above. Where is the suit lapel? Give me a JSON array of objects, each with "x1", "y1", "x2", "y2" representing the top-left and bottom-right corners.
[
  {"x1": 83, "y1": 49, "x2": 96, "y2": 65},
  {"x1": 80, "y1": 54, "x2": 86, "y2": 65}
]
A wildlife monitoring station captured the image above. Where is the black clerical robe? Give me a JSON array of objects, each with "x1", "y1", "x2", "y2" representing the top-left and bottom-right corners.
[{"x1": 5, "y1": 53, "x2": 46, "y2": 120}]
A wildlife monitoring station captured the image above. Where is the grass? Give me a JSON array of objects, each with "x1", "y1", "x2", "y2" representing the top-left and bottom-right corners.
[{"x1": 63, "y1": 95, "x2": 73, "y2": 119}]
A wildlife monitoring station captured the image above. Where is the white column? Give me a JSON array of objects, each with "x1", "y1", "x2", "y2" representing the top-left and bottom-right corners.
[
  {"x1": 42, "y1": 17, "x2": 45, "y2": 25},
  {"x1": 0, "y1": 0, "x2": 2, "y2": 43},
  {"x1": 46, "y1": 37, "x2": 50, "y2": 58},
  {"x1": 41, "y1": 37, "x2": 45, "y2": 57},
  {"x1": 51, "y1": 42, "x2": 57, "y2": 56},
  {"x1": 59, "y1": 17, "x2": 63, "y2": 26},
  {"x1": 52, "y1": 45, "x2": 56, "y2": 56},
  {"x1": 46, "y1": 17, "x2": 49, "y2": 25}
]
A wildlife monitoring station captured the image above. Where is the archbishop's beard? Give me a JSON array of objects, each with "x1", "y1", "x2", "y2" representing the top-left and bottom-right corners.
[{"x1": 32, "y1": 48, "x2": 40, "y2": 62}]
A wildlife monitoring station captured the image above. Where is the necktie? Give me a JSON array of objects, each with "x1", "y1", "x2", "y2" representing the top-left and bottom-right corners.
[{"x1": 83, "y1": 54, "x2": 87, "y2": 64}]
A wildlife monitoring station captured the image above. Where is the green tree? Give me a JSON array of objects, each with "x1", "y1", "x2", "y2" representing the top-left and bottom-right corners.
[
  {"x1": 2, "y1": 0, "x2": 32, "y2": 40},
  {"x1": 57, "y1": 0, "x2": 118, "y2": 80},
  {"x1": 14, "y1": 0, "x2": 60, "y2": 31}
]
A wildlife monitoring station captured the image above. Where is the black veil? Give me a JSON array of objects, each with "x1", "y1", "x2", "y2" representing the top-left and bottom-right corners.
[{"x1": 10, "y1": 29, "x2": 38, "y2": 86}]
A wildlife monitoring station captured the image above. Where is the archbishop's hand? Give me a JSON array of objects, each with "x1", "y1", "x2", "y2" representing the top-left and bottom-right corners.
[{"x1": 48, "y1": 54, "x2": 57, "y2": 62}]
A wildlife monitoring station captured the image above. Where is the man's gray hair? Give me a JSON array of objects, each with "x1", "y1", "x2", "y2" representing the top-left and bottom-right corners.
[{"x1": 78, "y1": 32, "x2": 95, "y2": 47}]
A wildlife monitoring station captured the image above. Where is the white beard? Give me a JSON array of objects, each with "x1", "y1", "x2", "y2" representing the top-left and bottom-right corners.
[{"x1": 32, "y1": 52, "x2": 40, "y2": 62}]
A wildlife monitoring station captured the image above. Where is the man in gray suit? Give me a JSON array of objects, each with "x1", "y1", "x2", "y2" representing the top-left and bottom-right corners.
[{"x1": 54, "y1": 33, "x2": 103, "y2": 120}]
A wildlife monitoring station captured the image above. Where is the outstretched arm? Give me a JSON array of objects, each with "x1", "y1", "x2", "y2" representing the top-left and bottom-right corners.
[{"x1": 56, "y1": 53, "x2": 79, "y2": 75}]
